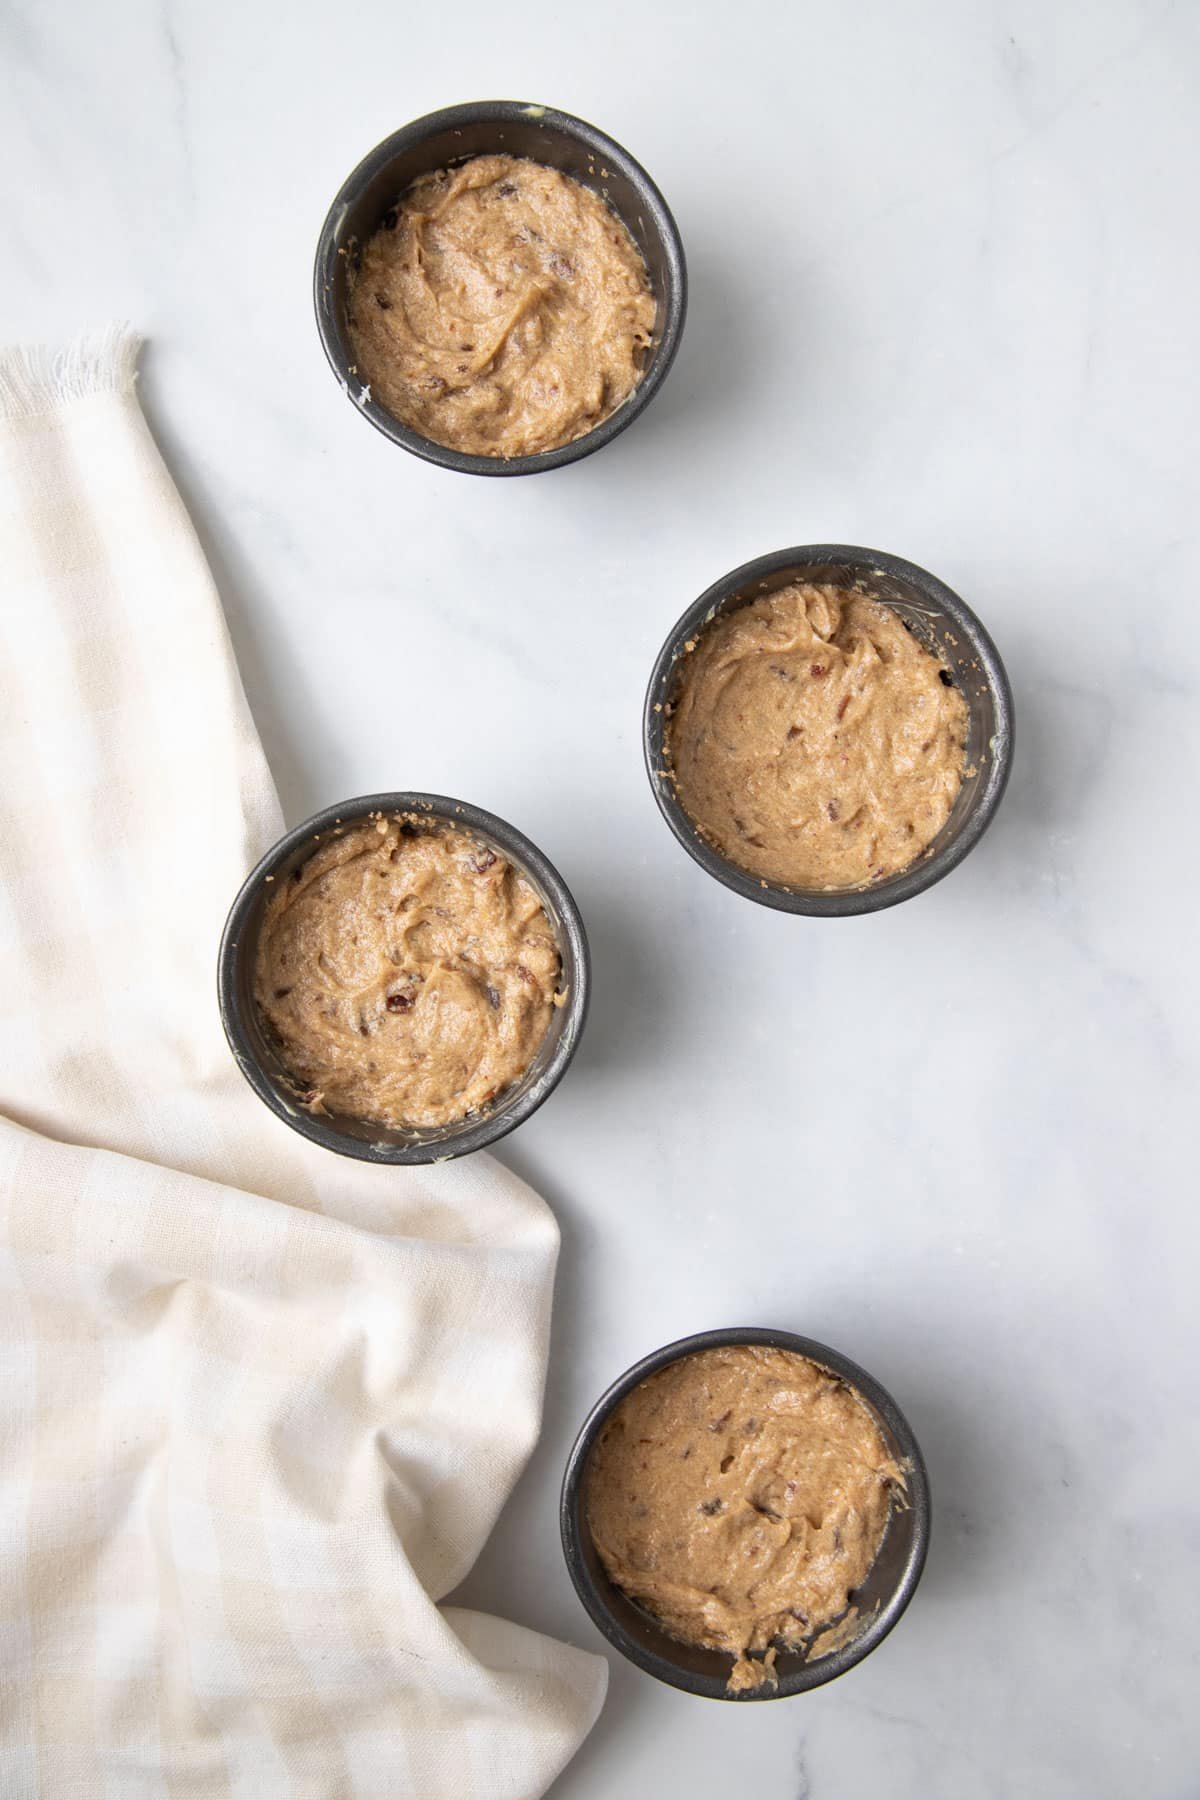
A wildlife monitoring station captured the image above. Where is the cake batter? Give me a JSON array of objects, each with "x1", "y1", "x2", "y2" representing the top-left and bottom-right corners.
[
  {"x1": 666, "y1": 582, "x2": 968, "y2": 889},
  {"x1": 347, "y1": 154, "x2": 656, "y2": 457},
  {"x1": 585, "y1": 1344, "x2": 903, "y2": 1692},
  {"x1": 254, "y1": 816, "x2": 560, "y2": 1129}
]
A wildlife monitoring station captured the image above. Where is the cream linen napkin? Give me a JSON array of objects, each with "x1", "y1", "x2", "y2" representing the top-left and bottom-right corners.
[{"x1": 0, "y1": 329, "x2": 606, "y2": 1798}]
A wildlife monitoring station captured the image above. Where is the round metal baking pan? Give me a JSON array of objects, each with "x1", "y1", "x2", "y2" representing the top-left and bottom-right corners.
[
  {"x1": 218, "y1": 792, "x2": 588, "y2": 1163},
  {"x1": 315, "y1": 101, "x2": 687, "y2": 475},
  {"x1": 561, "y1": 1325, "x2": 930, "y2": 1699},
  {"x1": 644, "y1": 545, "x2": 1014, "y2": 916}
]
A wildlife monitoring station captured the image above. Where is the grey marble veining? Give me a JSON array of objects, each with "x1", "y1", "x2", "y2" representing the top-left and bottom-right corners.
[{"x1": 3, "y1": 0, "x2": 1198, "y2": 1795}]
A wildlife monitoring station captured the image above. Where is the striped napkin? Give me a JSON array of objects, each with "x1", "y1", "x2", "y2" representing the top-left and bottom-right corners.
[{"x1": 0, "y1": 328, "x2": 606, "y2": 1798}]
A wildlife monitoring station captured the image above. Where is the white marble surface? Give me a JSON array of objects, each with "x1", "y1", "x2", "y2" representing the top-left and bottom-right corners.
[{"x1": 5, "y1": 0, "x2": 1200, "y2": 1794}]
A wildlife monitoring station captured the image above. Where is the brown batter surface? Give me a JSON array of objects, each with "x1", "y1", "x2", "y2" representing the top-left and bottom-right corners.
[
  {"x1": 666, "y1": 583, "x2": 969, "y2": 889},
  {"x1": 253, "y1": 817, "x2": 560, "y2": 1130},
  {"x1": 585, "y1": 1345, "x2": 903, "y2": 1693},
  {"x1": 347, "y1": 154, "x2": 656, "y2": 458}
]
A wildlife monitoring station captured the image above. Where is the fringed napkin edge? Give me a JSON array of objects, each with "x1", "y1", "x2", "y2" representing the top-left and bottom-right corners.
[{"x1": 0, "y1": 323, "x2": 141, "y2": 423}]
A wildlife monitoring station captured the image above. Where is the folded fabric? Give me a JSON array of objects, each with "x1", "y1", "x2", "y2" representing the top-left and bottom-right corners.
[{"x1": 0, "y1": 329, "x2": 606, "y2": 1798}]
